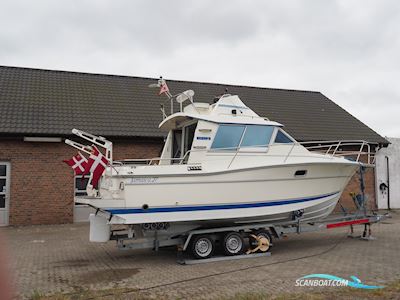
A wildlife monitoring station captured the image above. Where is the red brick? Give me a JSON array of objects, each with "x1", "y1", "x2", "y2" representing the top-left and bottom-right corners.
[{"x1": 0, "y1": 138, "x2": 162, "y2": 226}]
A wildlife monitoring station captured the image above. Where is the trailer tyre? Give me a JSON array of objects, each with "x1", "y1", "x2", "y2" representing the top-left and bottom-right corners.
[
  {"x1": 222, "y1": 232, "x2": 245, "y2": 256},
  {"x1": 190, "y1": 235, "x2": 215, "y2": 259}
]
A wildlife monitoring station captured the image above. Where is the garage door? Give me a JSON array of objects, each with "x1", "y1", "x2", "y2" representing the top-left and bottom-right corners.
[{"x1": 0, "y1": 162, "x2": 10, "y2": 226}]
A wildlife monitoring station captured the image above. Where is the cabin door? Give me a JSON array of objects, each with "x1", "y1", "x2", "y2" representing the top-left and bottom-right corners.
[
  {"x1": 0, "y1": 162, "x2": 10, "y2": 226},
  {"x1": 183, "y1": 123, "x2": 197, "y2": 155},
  {"x1": 172, "y1": 129, "x2": 183, "y2": 163}
]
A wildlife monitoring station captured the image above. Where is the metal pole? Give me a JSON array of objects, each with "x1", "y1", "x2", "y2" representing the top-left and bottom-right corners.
[
  {"x1": 359, "y1": 165, "x2": 367, "y2": 216},
  {"x1": 386, "y1": 156, "x2": 391, "y2": 210}
]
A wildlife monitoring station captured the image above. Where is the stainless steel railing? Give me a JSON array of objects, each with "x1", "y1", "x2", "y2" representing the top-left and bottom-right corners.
[
  {"x1": 112, "y1": 140, "x2": 377, "y2": 167},
  {"x1": 300, "y1": 140, "x2": 376, "y2": 164}
]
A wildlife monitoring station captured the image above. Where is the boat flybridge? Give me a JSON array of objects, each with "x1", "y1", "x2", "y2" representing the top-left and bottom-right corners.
[{"x1": 66, "y1": 79, "x2": 376, "y2": 259}]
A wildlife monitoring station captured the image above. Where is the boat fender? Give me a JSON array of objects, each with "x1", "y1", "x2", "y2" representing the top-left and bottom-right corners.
[{"x1": 89, "y1": 214, "x2": 111, "y2": 242}]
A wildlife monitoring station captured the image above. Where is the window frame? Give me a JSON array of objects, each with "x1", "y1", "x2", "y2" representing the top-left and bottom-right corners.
[
  {"x1": 182, "y1": 121, "x2": 198, "y2": 157},
  {"x1": 74, "y1": 174, "x2": 91, "y2": 197},
  {"x1": 171, "y1": 119, "x2": 198, "y2": 163},
  {"x1": 210, "y1": 124, "x2": 298, "y2": 153},
  {"x1": 211, "y1": 124, "x2": 282, "y2": 152},
  {"x1": 239, "y1": 125, "x2": 275, "y2": 149},
  {"x1": 272, "y1": 128, "x2": 296, "y2": 144},
  {"x1": 210, "y1": 124, "x2": 246, "y2": 151}
]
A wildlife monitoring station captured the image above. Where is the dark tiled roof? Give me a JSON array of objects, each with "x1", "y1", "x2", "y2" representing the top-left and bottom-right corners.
[{"x1": 0, "y1": 65, "x2": 388, "y2": 144}]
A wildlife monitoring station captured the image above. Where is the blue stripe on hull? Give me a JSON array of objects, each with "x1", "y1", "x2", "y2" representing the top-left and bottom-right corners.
[{"x1": 106, "y1": 191, "x2": 340, "y2": 215}]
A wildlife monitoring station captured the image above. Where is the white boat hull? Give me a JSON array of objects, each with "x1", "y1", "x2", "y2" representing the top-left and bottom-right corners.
[{"x1": 77, "y1": 162, "x2": 358, "y2": 225}]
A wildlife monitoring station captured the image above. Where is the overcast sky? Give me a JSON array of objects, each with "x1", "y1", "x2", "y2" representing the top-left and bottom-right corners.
[{"x1": 1, "y1": 0, "x2": 399, "y2": 137}]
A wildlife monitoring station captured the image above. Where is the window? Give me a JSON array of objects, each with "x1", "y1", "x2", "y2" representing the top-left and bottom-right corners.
[
  {"x1": 75, "y1": 175, "x2": 90, "y2": 196},
  {"x1": 0, "y1": 164, "x2": 7, "y2": 209},
  {"x1": 0, "y1": 179, "x2": 5, "y2": 193},
  {"x1": 241, "y1": 125, "x2": 274, "y2": 147},
  {"x1": 183, "y1": 123, "x2": 197, "y2": 155},
  {"x1": 0, "y1": 165, "x2": 6, "y2": 176},
  {"x1": 274, "y1": 129, "x2": 294, "y2": 144},
  {"x1": 172, "y1": 129, "x2": 182, "y2": 161},
  {"x1": 0, "y1": 195, "x2": 4, "y2": 209},
  {"x1": 211, "y1": 125, "x2": 245, "y2": 150}
]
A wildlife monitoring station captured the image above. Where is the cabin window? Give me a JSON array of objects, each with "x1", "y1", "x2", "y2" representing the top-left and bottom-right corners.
[
  {"x1": 274, "y1": 129, "x2": 294, "y2": 144},
  {"x1": 241, "y1": 125, "x2": 274, "y2": 147},
  {"x1": 211, "y1": 125, "x2": 245, "y2": 150}
]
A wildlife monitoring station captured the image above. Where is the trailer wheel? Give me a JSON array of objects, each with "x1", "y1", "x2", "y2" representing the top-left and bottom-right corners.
[
  {"x1": 190, "y1": 235, "x2": 215, "y2": 259},
  {"x1": 223, "y1": 232, "x2": 244, "y2": 256},
  {"x1": 249, "y1": 230, "x2": 272, "y2": 253}
]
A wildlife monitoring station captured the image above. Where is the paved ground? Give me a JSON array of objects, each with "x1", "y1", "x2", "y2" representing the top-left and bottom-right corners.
[{"x1": 2, "y1": 210, "x2": 400, "y2": 299}]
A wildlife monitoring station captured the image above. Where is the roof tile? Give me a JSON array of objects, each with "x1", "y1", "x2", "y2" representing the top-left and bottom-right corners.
[{"x1": 0, "y1": 65, "x2": 388, "y2": 144}]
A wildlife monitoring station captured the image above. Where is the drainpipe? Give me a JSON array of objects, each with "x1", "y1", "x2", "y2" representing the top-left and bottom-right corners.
[
  {"x1": 359, "y1": 165, "x2": 366, "y2": 216},
  {"x1": 386, "y1": 156, "x2": 391, "y2": 210}
]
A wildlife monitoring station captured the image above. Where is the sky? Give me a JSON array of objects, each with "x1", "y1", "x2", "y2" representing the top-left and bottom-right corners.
[{"x1": 0, "y1": 0, "x2": 399, "y2": 137}]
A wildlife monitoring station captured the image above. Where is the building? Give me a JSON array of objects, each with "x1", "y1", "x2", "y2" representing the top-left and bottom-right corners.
[
  {"x1": 375, "y1": 138, "x2": 400, "y2": 209},
  {"x1": 0, "y1": 66, "x2": 389, "y2": 226}
]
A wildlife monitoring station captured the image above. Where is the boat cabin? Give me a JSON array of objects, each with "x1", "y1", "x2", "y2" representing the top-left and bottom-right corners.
[{"x1": 157, "y1": 93, "x2": 297, "y2": 166}]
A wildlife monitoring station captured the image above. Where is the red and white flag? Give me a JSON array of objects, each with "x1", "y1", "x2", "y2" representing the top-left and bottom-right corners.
[
  {"x1": 63, "y1": 152, "x2": 88, "y2": 175},
  {"x1": 159, "y1": 82, "x2": 169, "y2": 95},
  {"x1": 82, "y1": 145, "x2": 109, "y2": 188}
]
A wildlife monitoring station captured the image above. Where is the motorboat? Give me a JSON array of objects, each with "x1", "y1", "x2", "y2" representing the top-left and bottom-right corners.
[{"x1": 65, "y1": 79, "x2": 374, "y2": 257}]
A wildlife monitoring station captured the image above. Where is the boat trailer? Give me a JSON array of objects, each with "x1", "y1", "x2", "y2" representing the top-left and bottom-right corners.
[
  {"x1": 109, "y1": 211, "x2": 386, "y2": 265},
  {"x1": 102, "y1": 165, "x2": 388, "y2": 264}
]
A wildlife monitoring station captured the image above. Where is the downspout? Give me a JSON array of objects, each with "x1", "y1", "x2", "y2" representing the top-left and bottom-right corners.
[{"x1": 386, "y1": 156, "x2": 391, "y2": 210}]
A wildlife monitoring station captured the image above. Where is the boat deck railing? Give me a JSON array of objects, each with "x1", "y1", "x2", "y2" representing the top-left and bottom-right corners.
[
  {"x1": 299, "y1": 140, "x2": 376, "y2": 165},
  {"x1": 113, "y1": 140, "x2": 377, "y2": 167}
]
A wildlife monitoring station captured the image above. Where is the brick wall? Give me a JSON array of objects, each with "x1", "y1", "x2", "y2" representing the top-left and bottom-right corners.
[
  {"x1": 0, "y1": 138, "x2": 162, "y2": 226},
  {"x1": 333, "y1": 150, "x2": 377, "y2": 212},
  {"x1": 336, "y1": 167, "x2": 377, "y2": 212}
]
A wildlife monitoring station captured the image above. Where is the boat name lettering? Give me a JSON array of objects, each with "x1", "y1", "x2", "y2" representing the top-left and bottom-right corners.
[
  {"x1": 127, "y1": 177, "x2": 158, "y2": 184},
  {"x1": 196, "y1": 136, "x2": 211, "y2": 140}
]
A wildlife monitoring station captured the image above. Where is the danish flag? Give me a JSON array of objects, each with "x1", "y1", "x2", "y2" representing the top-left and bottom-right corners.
[
  {"x1": 159, "y1": 82, "x2": 169, "y2": 95},
  {"x1": 81, "y1": 145, "x2": 109, "y2": 188},
  {"x1": 63, "y1": 153, "x2": 88, "y2": 175}
]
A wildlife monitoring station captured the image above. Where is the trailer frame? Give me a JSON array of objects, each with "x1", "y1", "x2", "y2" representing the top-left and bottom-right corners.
[
  {"x1": 110, "y1": 211, "x2": 387, "y2": 262},
  {"x1": 105, "y1": 166, "x2": 387, "y2": 263}
]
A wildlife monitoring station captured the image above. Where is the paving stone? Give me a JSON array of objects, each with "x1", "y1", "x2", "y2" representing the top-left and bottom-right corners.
[{"x1": 1, "y1": 210, "x2": 399, "y2": 299}]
